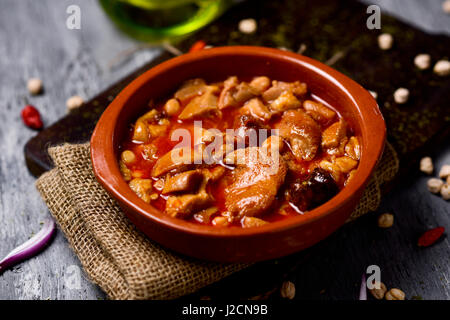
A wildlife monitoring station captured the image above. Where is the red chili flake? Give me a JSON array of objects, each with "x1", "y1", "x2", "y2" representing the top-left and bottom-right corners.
[
  {"x1": 21, "y1": 105, "x2": 43, "y2": 130},
  {"x1": 417, "y1": 227, "x2": 445, "y2": 247},
  {"x1": 189, "y1": 40, "x2": 207, "y2": 53}
]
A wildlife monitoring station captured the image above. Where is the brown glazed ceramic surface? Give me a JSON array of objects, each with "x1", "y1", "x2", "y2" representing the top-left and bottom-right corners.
[{"x1": 91, "y1": 46, "x2": 385, "y2": 262}]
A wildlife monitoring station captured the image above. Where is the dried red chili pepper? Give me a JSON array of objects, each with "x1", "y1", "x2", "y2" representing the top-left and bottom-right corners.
[
  {"x1": 189, "y1": 40, "x2": 207, "y2": 53},
  {"x1": 21, "y1": 105, "x2": 43, "y2": 130},
  {"x1": 417, "y1": 227, "x2": 445, "y2": 247}
]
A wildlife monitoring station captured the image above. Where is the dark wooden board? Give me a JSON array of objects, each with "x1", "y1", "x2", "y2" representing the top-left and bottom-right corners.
[{"x1": 24, "y1": 0, "x2": 450, "y2": 179}]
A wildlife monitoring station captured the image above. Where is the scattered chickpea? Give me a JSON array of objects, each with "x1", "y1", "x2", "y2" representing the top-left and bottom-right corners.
[
  {"x1": 377, "y1": 33, "x2": 393, "y2": 50},
  {"x1": 368, "y1": 90, "x2": 378, "y2": 99},
  {"x1": 427, "y1": 178, "x2": 444, "y2": 194},
  {"x1": 27, "y1": 78, "x2": 43, "y2": 95},
  {"x1": 414, "y1": 53, "x2": 431, "y2": 70},
  {"x1": 238, "y1": 18, "x2": 257, "y2": 34},
  {"x1": 369, "y1": 282, "x2": 387, "y2": 300},
  {"x1": 66, "y1": 95, "x2": 85, "y2": 112},
  {"x1": 419, "y1": 156, "x2": 433, "y2": 175},
  {"x1": 163, "y1": 98, "x2": 181, "y2": 116},
  {"x1": 121, "y1": 150, "x2": 136, "y2": 164},
  {"x1": 377, "y1": 213, "x2": 394, "y2": 228},
  {"x1": 280, "y1": 281, "x2": 296, "y2": 299},
  {"x1": 393, "y1": 88, "x2": 409, "y2": 104},
  {"x1": 441, "y1": 184, "x2": 450, "y2": 200},
  {"x1": 443, "y1": 0, "x2": 450, "y2": 14},
  {"x1": 385, "y1": 288, "x2": 405, "y2": 300},
  {"x1": 433, "y1": 60, "x2": 450, "y2": 76},
  {"x1": 438, "y1": 164, "x2": 450, "y2": 179}
]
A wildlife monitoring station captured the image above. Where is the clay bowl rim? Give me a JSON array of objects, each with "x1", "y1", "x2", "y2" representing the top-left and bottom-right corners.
[{"x1": 91, "y1": 46, "x2": 386, "y2": 238}]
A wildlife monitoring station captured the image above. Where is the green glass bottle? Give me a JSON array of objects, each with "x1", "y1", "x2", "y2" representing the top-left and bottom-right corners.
[{"x1": 99, "y1": 0, "x2": 232, "y2": 43}]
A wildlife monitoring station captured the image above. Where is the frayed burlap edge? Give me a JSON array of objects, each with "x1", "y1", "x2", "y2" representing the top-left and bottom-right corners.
[{"x1": 36, "y1": 141, "x2": 398, "y2": 299}]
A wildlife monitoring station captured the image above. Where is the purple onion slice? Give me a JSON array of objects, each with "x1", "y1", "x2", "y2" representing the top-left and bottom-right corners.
[{"x1": 0, "y1": 219, "x2": 56, "y2": 273}]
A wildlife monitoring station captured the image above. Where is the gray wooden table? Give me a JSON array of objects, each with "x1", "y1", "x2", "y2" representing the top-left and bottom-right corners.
[{"x1": 0, "y1": 0, "x2": 449, "y2": 300}]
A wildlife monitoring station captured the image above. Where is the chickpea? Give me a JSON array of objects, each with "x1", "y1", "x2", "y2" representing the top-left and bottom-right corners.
[
  {"x1": 385, "y1": 288, "x2": 405, "y2": 300},
  {"x1": 438, "y1": 164, "x2": 450, "y2": 179},
  {"x1": 377, "y1": 213, "x2": 394, "y2": 228},
  {"x1": 443, "y1": 0, "x2": 450, "y2": 14},
  {"x1": 433, "y1": 60, "x2": 450, "y2": 76},
  {"x1": 242, "y1": 217, "x2": 268, "y2": 228},
  {"x1": 212, "y1": 216, "x2": 229, "y2": 227},
  {"x1": 131, "y1": 171, "x2": 143, "y2": 179},
  {"x1": 419, "y1": 156, "x2": 433, "y2": 175},
  {"x1": 378, "y1": 33, "x2": 393, "y2": 50},
  {"x1": 66, "y1": 95, "x2": 85, "y2": 112},
  {"x1": 441, "y1": 184, "x2": 450, "y2": 200},
  {"x1": 27, "y1": 78, "x2": 43, "y2": 95},
  {"x1": 393, "y1": 88, "x2": 409, "y2": 104},
  {"x1": 414, "y1": 54, "x2": 431, "y2": 70},
  {"x1": 238, "y1": 18, "x2": 257, "y2": 34},
  {"x1": 280, "y1": 281, "x2": 295, "y2": 299},
  {"x1": 121, "y1": 150, "x2": 136, "y2": 164},
  {"x1": 163, "y1": 98, "x2": 181, "y2": 116},
  {"x1": 369, "y1": 282, "x2": 387, "y2": 300},
  {"x1": 150, "y1": 193, "x2": 159, "y2": 201},
  {"x1": 427, "y1": 178, "x2": 444, "y2": 194},
  {"x1": 119, "y1": 161, "x2": 132, "y2": 181}
]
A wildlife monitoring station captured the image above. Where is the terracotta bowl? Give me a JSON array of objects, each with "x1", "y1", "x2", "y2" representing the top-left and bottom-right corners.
[{"x1": 91, "y1": 46, "x2": 385, "y2": 263}]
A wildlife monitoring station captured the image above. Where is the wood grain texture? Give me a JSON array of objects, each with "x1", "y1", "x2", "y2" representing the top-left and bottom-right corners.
[{"x1": 0, "y1": 0, "x2": 449, "y2": 300}]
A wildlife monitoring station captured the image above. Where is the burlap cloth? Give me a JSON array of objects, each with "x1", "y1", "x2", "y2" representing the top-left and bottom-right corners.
[{"x1": 36, "y1": 142, "x2": 398, "y2": 300}]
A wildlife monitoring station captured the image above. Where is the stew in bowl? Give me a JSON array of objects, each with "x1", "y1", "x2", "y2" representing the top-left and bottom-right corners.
[{"x1": 119, "y1": 76, "x2": 360, "y2": 228}]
